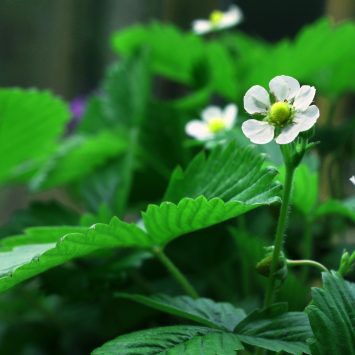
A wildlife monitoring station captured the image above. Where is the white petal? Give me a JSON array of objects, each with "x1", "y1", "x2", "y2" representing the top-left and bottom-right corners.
[
  {"x1": 223, "y1": 104, "x2": 238, "y2": 128},
  {"x1": 242, "y1": 119, "x2": 275, "y2": 144},
  {"x1": 269, "y1": 75, "x2": 300, "y2": 101},
  {"x1": 192, "y1": 20, "x2": 212, "y2": 35},
  {"x1": 293, "y1": 85, "x2": 316, "y2": 111},
  {"x1": 350, "y1": 176, "x2": 355, "y2": 185},
  {"x1": 201, "y1": 106, "x2": 223, "y2": 122},
  {"x1": 220, "y1": 5, "x2": 243, "y2": 28},
  {"x1": 243, "y1": 85, "x2": 270, "y2": 115},
  {"x1": 293, "y1": 105, "x2": 319, "y2": 132},
  {"x1": 275, "y1": 124, "x2": 302, "y2": 144},
  {"x1": 185, "y1": 120, "x2": 212, "y2": 140}
]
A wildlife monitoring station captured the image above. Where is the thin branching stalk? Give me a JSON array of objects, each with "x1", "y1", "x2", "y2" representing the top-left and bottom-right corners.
[{"x1": 152, "y1": 247, "x2": 199, "y2": 299}]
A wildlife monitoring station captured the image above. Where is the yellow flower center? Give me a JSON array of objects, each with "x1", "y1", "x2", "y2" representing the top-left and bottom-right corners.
[
  {"x1": 209, "y1": 10, "x2": 224, "y2": 26},
  {"x1": 207, "y1": 117, "x2": 226, "y2": 133},
  {"x1": 269, "y1": 102, "x2": 292, "y2": 125}
]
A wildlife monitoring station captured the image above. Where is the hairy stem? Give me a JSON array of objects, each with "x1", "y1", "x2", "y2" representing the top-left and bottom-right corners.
[
  {"x1": 264, "y1": 164, "x2": 294, "y2": 307},
  {"x1": 152, "y1": 247, "x2": 199, "y2": 299}
]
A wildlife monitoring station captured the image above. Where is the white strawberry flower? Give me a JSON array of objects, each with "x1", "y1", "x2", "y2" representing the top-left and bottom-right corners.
[
  {"x1": 192, "y1": 5, "x2": 243, "y2": 35},
  {"x1": 185, "y1": 104, "x2": 238, "y2": 141},
  {"x1": 242, "y1": 75, "x2": 320, "y2": 145},
  {"x1": 350, "y1": 176, "x2": 355, "y2": 185}
]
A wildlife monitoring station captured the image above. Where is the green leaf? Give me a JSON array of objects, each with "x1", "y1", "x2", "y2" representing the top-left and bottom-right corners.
[
  {"x1": 235, "y1": 304, "x2": 312, "y2": 354},
  {"x1": 118, "y1": 293, "x2": 246, "y2": 331},
  {"x1": 0, "y1": 89, "x2": 69, "y2": 184},
  {"x1": 0, "y1": 143, "x2": 282, "y2": 292},
  {"x1": 111, "y1": 23, "x2": 204, "y2": 85},
  {"x1": 92, "y1": 325, "x2": 243, "y2": 355},
  {"x1": 306, "y1": 271, "x2": 355, "y2": 355},
  {"x1": 164, "y1": 142, "x2": 281, "y2": 204},
  {"x1": 240, "y1": 19, "x2": 355, "y2": 98},
  {"x1": 30, "y1": 130, "x2": 127, "y2": 191},
  {"x1": 0, "y1": 221, "x2": 146, "y2": 293},
  {"x1": 314, "y1": 197, "x2": 355, "y2": 221},
  {"x1": 205, "y1": 42, "x2": 239, "y2": 100}
]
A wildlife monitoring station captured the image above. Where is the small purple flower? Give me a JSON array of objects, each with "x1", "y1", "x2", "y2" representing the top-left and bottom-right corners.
[
  {"x1": 70, "y1": 96, "x2": 86, "y2": 120},
  {"x1": 67, "y1": 96, "x2": 86, "y2": 134}
]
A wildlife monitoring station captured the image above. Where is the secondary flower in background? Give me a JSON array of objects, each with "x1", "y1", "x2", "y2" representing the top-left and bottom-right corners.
[
  {"x1": 192, "y1": 5, "x2": 243, "y2": 35},
  {"x1": 186, "y1": 104, "x2": 238, "y2": 141},
  {"x1": 67, "y1": 96, "x2": 87, "y2": 134},
  {"x1": 242, "y1": 75, "x2": 319, "y2": 145},
  {"x1": 350, "y1": 176, "x2": 355, "y2": 185}
]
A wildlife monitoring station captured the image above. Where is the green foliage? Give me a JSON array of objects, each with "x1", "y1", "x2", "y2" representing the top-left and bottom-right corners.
[
  {"x1": 0, "y1": 142, "x2": 281, "y2": 292},
  {"x1": 30, "y1": 130, "x2": 127, "y2": 191},
  {"x1": 315, "y1": 197, "x2": 355, "y2": 221},
  {"x1": 111, "y1": 22, "x2": 239, "y2": 99},
  {"x1": 306, "y1": 272, "x2": 355, "y2": 355},
  {"x1": 118, "y1": 293, "x2": 246, "y2": 331},
  {"x1": 111, "y1": 23, "x2": 204, "y2": 85},
  {"x1": 0, "y1": 89, "x2": 69, "y2": 184},
  {"x1": 279, "y1": 163, "x2": 355, "y2": 222},
  {"x1": 92, "y1": 325, "x2": 243, "y2": 355},
  {"x1": 238, "y1": 18, "x2": 355, "y2": 97},
  {"x1": 235, "y1": 304, "x2": 312, "y2": 354},
  {"x1": 94, "y1": 299, "x2": 311, "y2": 354},
  {"x1": 165, "y1": 143, "x2": 281, "y2": 204}
]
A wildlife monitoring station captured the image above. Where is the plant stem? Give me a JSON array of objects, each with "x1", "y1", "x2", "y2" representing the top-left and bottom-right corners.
[
  {"x1": 152, "y1": 247, "x2": 199, "y2": 299},
  {"x1": 263, "y1": 164, "x2": 295, "y2": 308},
  {"x1": 287, "y1": 259, "x2": 328, "y2": 272}
]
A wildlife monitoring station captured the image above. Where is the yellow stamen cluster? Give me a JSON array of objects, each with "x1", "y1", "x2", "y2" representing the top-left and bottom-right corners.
[
  {"x1": 209, "y1": 10, "x2": 224, "y2": 26},
  {"x1": 207, "y1": 117, "x2": 226, "y2": 133},
  {"x1": 269, "y1": 102, "x2": 292, "y2": 126}
]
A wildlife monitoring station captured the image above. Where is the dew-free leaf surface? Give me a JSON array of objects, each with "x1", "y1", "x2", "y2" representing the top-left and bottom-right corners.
[{"x1": 0, "y1": 89, "x2": 69, "y2": 184}]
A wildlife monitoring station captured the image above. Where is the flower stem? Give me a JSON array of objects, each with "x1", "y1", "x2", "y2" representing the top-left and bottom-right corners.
[
  {"x1": 152, "y1": 247, "x2": 199, "y2": 299},
  {"x1": 287, "y1": 259, "x2": 328, "y2": 272},
  {"x1": 263, "y1": 164, "x2": 294, "y2": 308}
]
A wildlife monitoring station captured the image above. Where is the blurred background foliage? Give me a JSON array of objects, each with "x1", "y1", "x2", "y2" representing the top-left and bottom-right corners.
[{"x1": 0, "y1": 0, "x2": 354, "y2": 354}]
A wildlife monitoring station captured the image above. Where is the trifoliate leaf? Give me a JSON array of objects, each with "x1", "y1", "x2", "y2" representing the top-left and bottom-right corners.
[
  {"x1": 306, "y1": 271, "x2": 355, "y2": 355},
  {"x1": 0, "y1": 143, "x2": 282, "y2": 292},
  {"x1": 118, "y1": 293, "x2": 246, "y2": 331}
]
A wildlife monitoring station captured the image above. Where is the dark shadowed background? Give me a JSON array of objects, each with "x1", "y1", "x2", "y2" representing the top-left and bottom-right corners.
[{"x1": 1, "y1": 0, "x2": 353, "y2": 99}]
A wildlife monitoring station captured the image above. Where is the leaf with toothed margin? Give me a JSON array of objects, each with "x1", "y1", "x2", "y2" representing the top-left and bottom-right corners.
[
  {"x1": 117, "y1": 293, "x2": 246, "y2": 331},
  {"x1": 164, "y1": 142, "x2": 282, "y2": 205},
  {"x1": 92, "y1": 325, "x2": 244, "y2": 355},
  {"x1": 0, "y1": 221, "x2": 147, "y2": 293},
  {"x1": 0, "y1": 141, "x2": 282, "y2": 293},
  {"x1": 142, "y1": 196, "x2": 272, "y2": 246},
  {"x1": 306, "y1": 271, "x2": 355, "y2": 355}
]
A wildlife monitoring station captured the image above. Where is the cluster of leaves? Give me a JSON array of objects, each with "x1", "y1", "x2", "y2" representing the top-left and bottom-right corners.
[{"x1": 0, "y1": 16, "x2": 354, "y2": 355}]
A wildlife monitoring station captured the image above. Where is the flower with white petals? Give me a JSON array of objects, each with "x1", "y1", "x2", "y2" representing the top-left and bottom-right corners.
[
  {"x1": 350, "y1": 176, "x2": 355, "y2": 185},
  {"x1": 242, "y1": 75, "x2": 320, "y2": 145},
  {"x1": 186, "y1": 104, "x2": 238, "y2": 141},
  {"x1": 192, "y1": 5, "x2": 243, "y2": 35}
]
